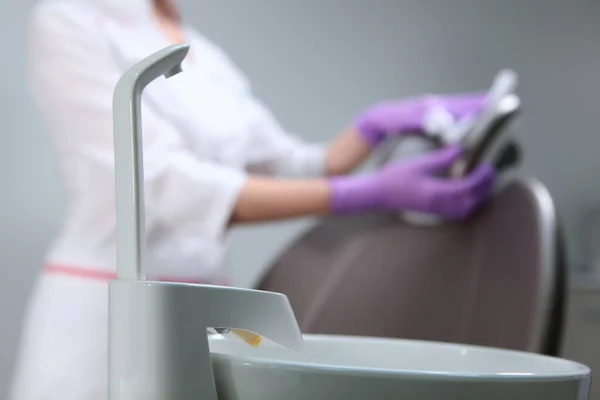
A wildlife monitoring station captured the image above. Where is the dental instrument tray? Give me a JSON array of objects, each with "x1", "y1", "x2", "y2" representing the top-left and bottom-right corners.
[
  {"x1": 447, "y1": 69, "x2": 521, "y2": 177},
  {"x1": 380, "y1": 69, "x2": 522, "y2": 178}
]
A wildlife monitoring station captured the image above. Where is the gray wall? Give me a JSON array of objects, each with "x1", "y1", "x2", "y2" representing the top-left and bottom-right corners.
[
  {"x1": 0, "y1": 0, "x2": 598, "y2": 394},
  {"x1": 187, "y1": 0, "x2": 600, "y2": 286}
]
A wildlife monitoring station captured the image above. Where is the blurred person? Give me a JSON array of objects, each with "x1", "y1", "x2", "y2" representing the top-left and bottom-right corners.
[{"x1": 9, "y1": 0, "x2": 495, "y2": 399}]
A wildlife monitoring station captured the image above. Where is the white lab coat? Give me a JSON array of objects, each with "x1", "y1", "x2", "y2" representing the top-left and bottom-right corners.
[{"x1": 9, "y1": 0, "x2": 326, "y2": 398}]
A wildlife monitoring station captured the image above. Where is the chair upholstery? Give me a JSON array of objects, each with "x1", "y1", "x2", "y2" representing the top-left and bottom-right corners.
[{"x1": 257, "y1": 178, "x2": 566, "y2": 355}]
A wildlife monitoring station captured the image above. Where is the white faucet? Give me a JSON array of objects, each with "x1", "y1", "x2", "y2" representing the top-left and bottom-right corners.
[{"x1": 109, "y1": 44, "x2": 304, "y2": 400}]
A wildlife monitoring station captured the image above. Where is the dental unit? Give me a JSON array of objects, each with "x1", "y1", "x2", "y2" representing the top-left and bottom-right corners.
[{"x1": 108, "y1": 45, "x2": 591, "y2": 400}]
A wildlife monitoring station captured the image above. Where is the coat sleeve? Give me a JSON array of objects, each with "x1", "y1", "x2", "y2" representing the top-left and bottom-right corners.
[
  {"x1": 183, "y1": 30, "x2": 328, "y2": 179},
  {"x1": 28, "y1": 2, "x2": 246, "y2": 243},
  {"x1": 243, "y1": 97, "x2": 328, "y2": 178}
]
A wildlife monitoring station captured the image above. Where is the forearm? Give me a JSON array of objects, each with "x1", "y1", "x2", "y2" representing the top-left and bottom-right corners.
[
  {"x1": 325, "y1": 127, "x2": 372, "y2": 176},
  {"x1": 230, "y1": 176, "x2": 332, "y2": 224},
  {"x1": 229, "y1": 129, "x2": 370, "y2": 223}
]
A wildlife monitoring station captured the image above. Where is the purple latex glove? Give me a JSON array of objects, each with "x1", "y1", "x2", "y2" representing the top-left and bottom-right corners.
[
  {"x1": 355, "y1": 93, "x2": 487, "y2": 146},
  {"x1": 329, "y1": 145, "x2": 495, "y2": 220}
]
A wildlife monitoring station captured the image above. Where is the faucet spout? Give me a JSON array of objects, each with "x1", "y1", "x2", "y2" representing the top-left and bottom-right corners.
[{"x1": 112, "y1": 44, "x2": 190, "y2": 282}]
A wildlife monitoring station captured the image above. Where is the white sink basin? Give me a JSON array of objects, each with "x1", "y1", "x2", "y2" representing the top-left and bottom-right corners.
[{"x1": 209, "y1": 334, "x2": 590, "y2": 400}]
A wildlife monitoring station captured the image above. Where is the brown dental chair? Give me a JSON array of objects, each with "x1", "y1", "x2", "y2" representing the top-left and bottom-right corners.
[{"x1": 257, "y1": 176, "x2": 567, "y2": 356}]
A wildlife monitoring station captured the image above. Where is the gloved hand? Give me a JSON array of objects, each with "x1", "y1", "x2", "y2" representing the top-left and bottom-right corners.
[
  {"x1": 329, "y1": 145, "x2": 495, "y2": 220},
  {"x1": 355, "y1": 93, "x2": 487, "y2": 146}
]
